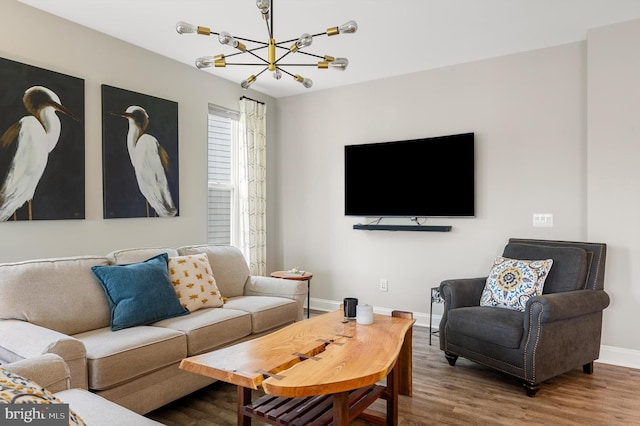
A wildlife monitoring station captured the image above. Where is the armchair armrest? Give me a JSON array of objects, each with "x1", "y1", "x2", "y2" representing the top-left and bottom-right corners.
[
  {"x1": 244, "y1": 276, "x2": 308, "y2": 321},
  {"x1": 2, "y1": 354, "x2": 71, "y2": 393},
  {"x1": 439, "y1": 277, "x2": 486, "y2": 309},
  {"x1": 0, "y1": 320, "x2": 87, "y2": 389},
  {"x1": 527, "y1": 290, "x2": 611, "y2": 323}
]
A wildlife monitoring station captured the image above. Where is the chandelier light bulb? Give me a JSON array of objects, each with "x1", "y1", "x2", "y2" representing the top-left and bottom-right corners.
[
  {"x1": 273, "y1": 69, "x2": 282, "y2": 80},
  {"x1": 290, "y1": 33, "x2": 313, "y2": 52},
  {"x1": 241, "y1": 75, "x2": 257, "y2": 89},
  {"x1": 294, "y1": 75, "x2": 313, "y2": 88},
  {"x1": 256, "y1": 0, "x2": 270, "y2": 18},
  {"x1": 296, "y1": 33, "x2": 313, "y2": 49},
  {"x1": 218, "y1": 31, "x2": 238, "y2": 48},
  {"x1": 338, "y1": 20, "x2": 358, "y2": 34},
  {"x1": 329, "y1": 57, "x2": 349, "y2": 71},
  {"x1": 176, "y1": 21, "x2": 197, "y2": 34},
  {"x1": 195, "y1": 56, "x2": 214, "y2": 69}
]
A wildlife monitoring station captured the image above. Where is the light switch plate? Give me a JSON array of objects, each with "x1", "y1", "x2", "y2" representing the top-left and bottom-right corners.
[{"x1": 533, "y1": 213, "x2": 553, "y2": 227}]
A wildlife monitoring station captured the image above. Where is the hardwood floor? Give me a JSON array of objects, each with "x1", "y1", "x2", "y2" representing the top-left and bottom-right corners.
[{"x1": 147, "y1": 316, "x2": 640, "y2": 425}]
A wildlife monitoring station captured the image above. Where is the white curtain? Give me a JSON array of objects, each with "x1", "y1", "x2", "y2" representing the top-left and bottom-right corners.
[{"x1": 238, "y1": 98, "x2": 267, "y2": 275}]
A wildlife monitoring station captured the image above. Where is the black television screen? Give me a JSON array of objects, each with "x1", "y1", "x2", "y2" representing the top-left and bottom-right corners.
[{"x1": 344, "y1": 133, "x2": 475, "y2": 217}]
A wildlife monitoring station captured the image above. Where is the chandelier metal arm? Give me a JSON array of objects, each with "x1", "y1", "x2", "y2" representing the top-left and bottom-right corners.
[
  {"x1": 293, "y1": 51, "x2": 331, "y2": 60},
  {"x1": 224, "y1": 63, "x2": 276, "y2": 66},
  {"x1": 273, "y1": 50, "x2": 292, "y2": 65},
  {"x1": 277, "y1": 67, "x2": 296, "y2": 78},
  {"x1": 265, "y1": 13, "x2": 273, "y2": 40},
  {"x1": 275, "y1": 63, "x2": 326, "y2": 67},
  {"x1": 230, "y1": 35, "x2": 269, "y2": 46},
  {"x1": 256, "y1": 67, "x2": 269, "y2": 78},
  {"x1": 197, "y1": 27, "x2": 268, "y2": 46},
  {"x1": 223, "y1": 46, "x2": 267, "y2": 59},
  {"x1": 246, "y1": 49, "x2": 270, "y2": 65},
  {"x1": 276, "y1": 32, "x2": 328, "y2": 46}
]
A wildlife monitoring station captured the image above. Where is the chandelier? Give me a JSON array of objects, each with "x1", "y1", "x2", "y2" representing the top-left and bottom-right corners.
[{"x1": 175, "y1": 0, "x2": 357, "y2": 90}]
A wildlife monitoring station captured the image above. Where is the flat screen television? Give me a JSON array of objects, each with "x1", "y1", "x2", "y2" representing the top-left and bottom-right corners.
[{"x1": 344, "y1": 132, "x2": 475, "y2": 217}]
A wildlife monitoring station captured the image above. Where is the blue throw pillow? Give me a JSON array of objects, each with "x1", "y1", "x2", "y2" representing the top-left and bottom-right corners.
[{"x1": 91, "y1": 253, "x2": 189, "y2": 331}]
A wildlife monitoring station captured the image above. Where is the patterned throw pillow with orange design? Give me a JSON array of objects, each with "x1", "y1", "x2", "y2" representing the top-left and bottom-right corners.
[
  {"x1": 168, "y1": 254, "x2": 224, "y2": 312},
  {"x1": 0, "y1": 368, "x2": 87, "y2": 426}
]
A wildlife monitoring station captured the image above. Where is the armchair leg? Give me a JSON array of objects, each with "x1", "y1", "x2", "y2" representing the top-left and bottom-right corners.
[
  {"x1": 444, "y1": 351, "x2": 458, "y2": 366},
  {"x1": 523, "y1": 381, "x2": 540, "y2": 397},
  {"x1": 583, "y1": 362, "x2": 594, "y2": 374}
]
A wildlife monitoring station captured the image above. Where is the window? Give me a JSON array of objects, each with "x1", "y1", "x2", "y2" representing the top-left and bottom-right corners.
[{"x1": 207, "y1": 105, "x2": 239, "y2": 245}]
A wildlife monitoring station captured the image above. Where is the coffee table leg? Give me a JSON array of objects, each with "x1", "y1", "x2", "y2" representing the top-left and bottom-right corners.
[
  {"x1": 386, "y1": 363, "x2": 400, "y2": 425},
  {"x1": 392, "y1": 310, "x2": 413, "y2": 396},
  {"x1": 237, "y1": 386, "x2": 252, "y2": 426},
  {"x1": 332, "y1": 391, "x2": 349, "y2": 425}
]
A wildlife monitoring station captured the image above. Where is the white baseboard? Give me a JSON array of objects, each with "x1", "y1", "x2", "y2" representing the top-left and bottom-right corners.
[
  {"x1": 309, "y1": 298, "x2": 435, "y2": 328},
  {"x1": 597, "y1": 345, "x2": 640, "y2": 369},
  {"x1": 308, "y1": 298, "x2": 640, "y2": 370}
]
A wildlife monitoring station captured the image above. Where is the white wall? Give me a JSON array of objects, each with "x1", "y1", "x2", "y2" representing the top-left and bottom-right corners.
[
  {"x1": 276, "y1": 42, "x2": 588, "y2": 316},
  {"x1": 587, "y1": 19, "x2": 640, "y2": 357},
  {"x1": 0, "y1": 1, "x2": 279, "y2": 272}
]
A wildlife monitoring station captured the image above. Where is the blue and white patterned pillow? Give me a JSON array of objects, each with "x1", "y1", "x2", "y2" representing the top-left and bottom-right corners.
[{"x1": 480, "y1": 257, "x2": 553, "y2": 312}]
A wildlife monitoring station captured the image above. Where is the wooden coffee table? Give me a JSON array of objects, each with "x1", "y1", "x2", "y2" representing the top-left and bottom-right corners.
[{"x1": 180, "y1": 309, "x2": 415, "y2": 425}]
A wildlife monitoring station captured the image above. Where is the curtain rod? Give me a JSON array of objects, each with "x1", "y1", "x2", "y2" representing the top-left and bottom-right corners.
[{"x1": 240, "y1": 96, "x2": 265, "y2": 105}]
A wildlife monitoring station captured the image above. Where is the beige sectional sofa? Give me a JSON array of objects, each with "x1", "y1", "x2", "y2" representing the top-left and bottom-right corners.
[{"x1": 0, "y1": 244, "x2": 307, "y2": 414}]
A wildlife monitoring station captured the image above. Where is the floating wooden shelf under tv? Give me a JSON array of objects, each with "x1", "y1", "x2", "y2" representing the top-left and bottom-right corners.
[{"x1": 353, "y1": 224, "x2": 452, "y2": 232}]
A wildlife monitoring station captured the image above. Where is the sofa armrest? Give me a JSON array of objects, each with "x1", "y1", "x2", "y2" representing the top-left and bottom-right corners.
[
  {"x1": 0, "y1": 320, "x2": 87, "y2": 389},
  {"x1": 2, "y1": 354, "x2": 71, "y2": 393},
  {"x1": 439, "y1": 277, "x2": 486, "y2": 309},
  {"x1": 244, "y1": 276, "x2": 308, "y2": 320},
  {"x1": 527, "y1": 290, "x2": 611, "y2": 323}
]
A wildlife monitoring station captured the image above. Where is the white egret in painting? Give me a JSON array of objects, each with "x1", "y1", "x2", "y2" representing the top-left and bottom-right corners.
[
  {"x1": 0, "y1": 86, "x2": 78, "y2": 221},
  {"x1": 111, "y1": 106, "x2": 177, "y2": 217}
]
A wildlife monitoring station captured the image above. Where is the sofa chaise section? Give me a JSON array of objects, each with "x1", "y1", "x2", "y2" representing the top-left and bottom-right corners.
[{"x1": 2, "y1": 354, "x2": 162, "y2": 425}]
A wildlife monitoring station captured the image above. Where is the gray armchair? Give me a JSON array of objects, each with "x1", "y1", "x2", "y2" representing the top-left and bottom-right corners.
[{"x1": 439, "y1": 238, "x2": 610, "y2": 396}]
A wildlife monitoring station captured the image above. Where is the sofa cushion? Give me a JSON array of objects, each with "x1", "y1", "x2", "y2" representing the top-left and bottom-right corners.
[
  {"x1": 168, "y1": 254, "x2": 224, "y2": 311},
  {"x1": 480, "y1": 256, "x2": 553, "y2": 312},
  {"x1": 446, "y1": 306, "x2": 525, "y2": 349},
  {"x1": 502, "y1": 243, "x2": 588, "y2": 293},
  {"x1": 177, "y1": 245, "x2": 249, "y2": 298},
  {"x1": 107, "y1": 247, "x2": 180, "y2": 265},
  {"x1": 91, "y1": 254, "x2": 189, "y2": 331},
  {"x1": 0, "y1": 368, "x2": 87, "y2": 425},
  {"x1": 223, "y1": 296, "x2": 298, "y2": 334},
  {"x1": 73, "y1": 326, "x2": 186, "y2": 391},
  {"x1": 153, "y1": 308, "x2": 252, "y2": 355},
  {"x1": 0, "y1": 256, "x2": 111, "y2": 335}
]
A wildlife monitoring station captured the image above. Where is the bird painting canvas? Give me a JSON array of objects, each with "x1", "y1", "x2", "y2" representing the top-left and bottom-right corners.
[
  {"x1": 101, "y1": 85, "x2": 179, "y2": 219},
  {"x1": 0, "y1": 57, "x2": 84, "y2": 221}
]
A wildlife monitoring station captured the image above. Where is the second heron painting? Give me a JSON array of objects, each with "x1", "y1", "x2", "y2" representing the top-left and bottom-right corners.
[{"x1": 101, "y1": 85, "x2": 179, "y2": 219}]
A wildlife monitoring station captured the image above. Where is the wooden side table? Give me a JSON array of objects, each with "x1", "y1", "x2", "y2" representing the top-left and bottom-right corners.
[{"x1": 270, "y1": 271, "x2": 313, "y2": 318}]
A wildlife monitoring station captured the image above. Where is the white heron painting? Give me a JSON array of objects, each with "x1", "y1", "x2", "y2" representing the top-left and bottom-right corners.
[
  {"x1": 0, "y1": 57, "x2": 85, "y2": 221},
  {"x1": 101, "y1": 85, "x2": 179, "y2": 219}
]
